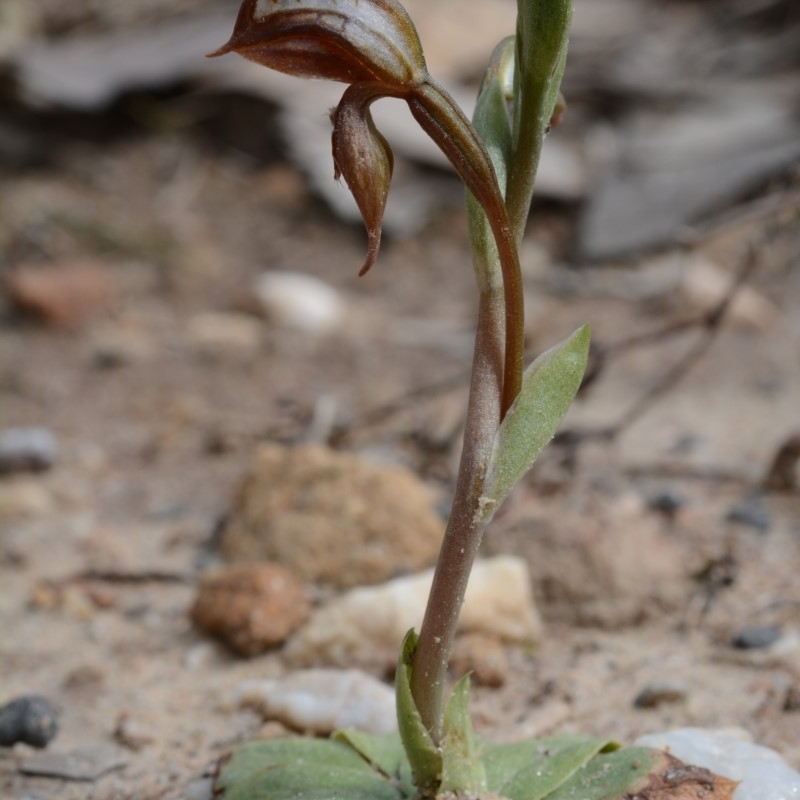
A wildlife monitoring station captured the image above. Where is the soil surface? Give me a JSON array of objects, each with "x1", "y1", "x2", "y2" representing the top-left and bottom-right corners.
[{"x1": 1, "y1": 1, "x2": 799, "y2": 798}]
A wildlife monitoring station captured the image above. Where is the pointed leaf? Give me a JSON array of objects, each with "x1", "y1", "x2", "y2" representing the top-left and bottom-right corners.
[
  {"x1": 479, "y1": 324, "x2": 590, "y2": 522},
  {"x1": 514, "y1": 0, "x2": 572, "y2": 138},
  {"x1": 482, "y1": 734, "x2": 614, "y2": 800},
  {"x1": 221, "y1": 763, "x2": 403, "y2": 800},
  {"x1": 505, "y1": 0, "x2": 573, "y2": 237},
  {"x1": 440, "y1": 675, "x2": 487, "y2": 795},
  {"x1": 541, "y1": 747, "x2": 670, "y2": 800},
  {"x1": 220, "y1": 737, "x2": 371, "y2": 775},
  {"x1": 395, "y1": 630, "x2": 442, "y2": 796},
  {"x1": 215, "y1": 738, "x2": 404, "y2": 800},
  {"x1": 333, "y1": 730, "x2": 406, "y2": 782}
]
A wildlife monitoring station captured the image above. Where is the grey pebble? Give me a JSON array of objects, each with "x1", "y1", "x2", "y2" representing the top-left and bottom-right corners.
[
  {"x1": 733, "y1": 625, "x2": 782, "y2": 650},
  {"x1": 186, "y1": 777, "x2": 215, "y2": 800},
  {"x1": 0, "y1": 427, "x2": 58, "y2": 475},
  {"x1": 647, "y1": 488, "x2": 685, "y2": 519},
  {"x1": 0, "y1": 695, "x2": 59, "y2": 748},
  {"x1": 633, "y1": 681, "x2": 689, "y2": 709},
  {"x1": 18, "y1": 744, "x2": 127, "y2": 781},
  {"x1": 726, "y1": 492, "x2": 770, "y2": 533}
]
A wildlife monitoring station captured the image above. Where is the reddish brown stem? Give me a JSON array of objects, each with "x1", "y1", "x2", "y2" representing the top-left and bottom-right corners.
[
  {"x1": 408, "y1": 80, "x2": 524, "y2": 416},
  {"x1": 408, "y1": 287, "x2": 504, "y2": 743}
]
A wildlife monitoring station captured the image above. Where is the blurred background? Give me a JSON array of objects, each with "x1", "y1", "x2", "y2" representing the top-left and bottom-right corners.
[{"x1": 1, "y1": 1, "x2": 799, "y2": 797}]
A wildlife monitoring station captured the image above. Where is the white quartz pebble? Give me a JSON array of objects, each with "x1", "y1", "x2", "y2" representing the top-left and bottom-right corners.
[
  {"x1": 253, "y1": 271, "x2": 345, "y2": 333},
  {"x1": 235, "y1": 668, "x2": 396, "y2": 735},
  {"x1": 284, "y1": 556, "x2": 542, "y2": 671},
  {"x1": 635, "y1": 728, "x2": 800, "y2": 800}
]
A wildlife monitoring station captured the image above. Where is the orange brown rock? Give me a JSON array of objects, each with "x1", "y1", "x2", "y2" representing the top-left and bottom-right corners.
[{"x1": 191, "y1": 562, "x2": 311, "y2": 656}]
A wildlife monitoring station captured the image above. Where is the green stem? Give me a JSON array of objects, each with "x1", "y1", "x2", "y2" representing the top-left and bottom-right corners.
[
  {"x1": 409, "y1": 286, "x2": 504, "y2": 744},
  {"x1": 408, "y1": 80, "x2": 523, "y2": 415}
]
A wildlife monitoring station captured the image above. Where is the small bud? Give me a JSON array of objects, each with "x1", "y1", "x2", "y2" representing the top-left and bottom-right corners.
[
  {"x1": 548, "y1": 92, "x2": 566, "y2": 131},
  {"x1": 331, "y1": 86, "x2": 394, "y2": 275},
  {"x1": 208, "y1": 0, "x2": 427, "y2": 87}
]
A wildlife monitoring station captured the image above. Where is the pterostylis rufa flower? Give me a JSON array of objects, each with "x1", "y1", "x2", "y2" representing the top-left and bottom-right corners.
[{"x1": 209, "y1": 0, "x2": 524, "y2": 414}]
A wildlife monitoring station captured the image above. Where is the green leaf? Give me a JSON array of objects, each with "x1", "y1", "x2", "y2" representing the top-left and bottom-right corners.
[
  {"x1": 506, "y1": 0, "x2": 573, "y2": 238},
  {"x1": 479, "y1": 324, "x2": 590, "y2": 522},
  {"x1": 333, "y1": 730, "x2": 416, "y2": 798},
  {"x1": 440, "y1": 675, "x2": 487, "y2": 794},
  {"x1": 215, "y1": 738, "x2": 405, "y2": 800},
  {"x1": 467, "y1": 37, "x2": 515, "y2": 291},
  {"x1": 473, "y1": 37, "x2": 515, "y2": 191},
  {"x1": 541, "y1": 746, "x2": 662, "y2": 800},
  {"x1": 333, "y1": 730, "x2": 406, "y2": 780},
  {"x1": 482, "y1": 735, "x2": 614, "y2": 800},
  {"x1": 395, "y1": 630, "x2": 442, "y2": 796},
  {"x1": 514, "y1": 0, "x2": 572, "y2": 135}
]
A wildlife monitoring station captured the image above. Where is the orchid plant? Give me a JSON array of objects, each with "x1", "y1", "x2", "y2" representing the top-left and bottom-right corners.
[{"x1": 208, "y1": 2, "x2": 735, "y2": 799}]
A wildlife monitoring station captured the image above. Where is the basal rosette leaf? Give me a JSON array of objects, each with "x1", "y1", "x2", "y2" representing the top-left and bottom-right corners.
[
  {"x1": 541, "y1": 747, "x2": 736, "y2": 800},
  {"x1": 483, "y1": 735, "x2": 615, "y2": 800},
  {"x1": 478, "y1": 324, "x2": 590, "y2": 523},
  {"x1": 213, "y1": 733, "x2": 735, "y2": 800},
  {"x1": 333, "y1": 729, "x2": 415, "y2": 798},
  {"x1": 214, "y1": 737, "x2": 406, "y2": 800}
]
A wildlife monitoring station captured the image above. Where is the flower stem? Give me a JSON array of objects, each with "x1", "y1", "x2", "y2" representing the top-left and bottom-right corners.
[
  {"x1": 409, "y1": 286, "x2": 504, "y2": 744},
  {"x1": 408, "y1": 81, "x2": 523, "y2": 416}
]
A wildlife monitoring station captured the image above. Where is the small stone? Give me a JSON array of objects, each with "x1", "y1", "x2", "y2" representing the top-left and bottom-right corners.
[
  {"x1": 633, "y1": 681, "x2": 689, "y2": 709},
  {"x1": 647, "y1": 488, "x2": 685, "y2": 519},
  {"x1": 256, "y1": 721, "x2": 291, "y2": 740},
  {"x1": 186, "y1": 778, "x2": 215, "y2": 800},
  {"x1": 284, "y1": 556, "x2": 541, "y2": 672},
  {"x1": 113, "y1": 712, "x2": 155, "y2": 751},
  {"x1": 6, "y1": 260, "x2": 114, "y2": 329},
  {"x1": 219, "y1": 443, "x2": 444, "y2": 589},
  {"x1": 450, "y1": 633, "x2": 508, "y2": 688},
  {"x1": 89, "y1": 324, "x2": 153, "y2": 368},
  {"x1": 732, "y1": 625, "x2": 782, "y2": 650},
  {"x1": 677, "y1": 256, "x2": 778, "y2": 333},
  {"x1": 0, "y1": 695, "x2": 59, "y2": 748},
  {"x1": 0, "y1": 480, "x2": 55, "y2": 518},
  {"x1": 252, "y1": 271, "x2": 345, "y2": 333},
  {"x1": 0, "y1": 427, "x2": 58, "y2": 474},
  {"x1": 190, "y1": 562, "x2": 311, "y2": 657},
  {"x1": 4, "y1": 698, "x2": 55, "y2": 751},
  {"x1": 61, "y1": 665, "x2": 106, "y2": 695},
  {"x1": 186, "y1": 311, "x2": 263, "y2": 360},
  {"x1": 726, "y1": 492, "x2": 771, "y2": 533},
  {"x1": 235, "y1": 668, "x2": 396, "y2": 735},
  {"x1": 782, "y1": 685, "x2": 800, "y2": 712},
  {"x1": 763, "y1": 433, "x2": 800, "y2": 492},
  {"x1": 19, "y1": 745, "x2": 127, "y2": 781},
  {"x1": 182, "y1": 641, "x2": 220, "y2": 672},
  {"x1": 484, "y1": 511, "x2": 686, "y2": 628}
]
